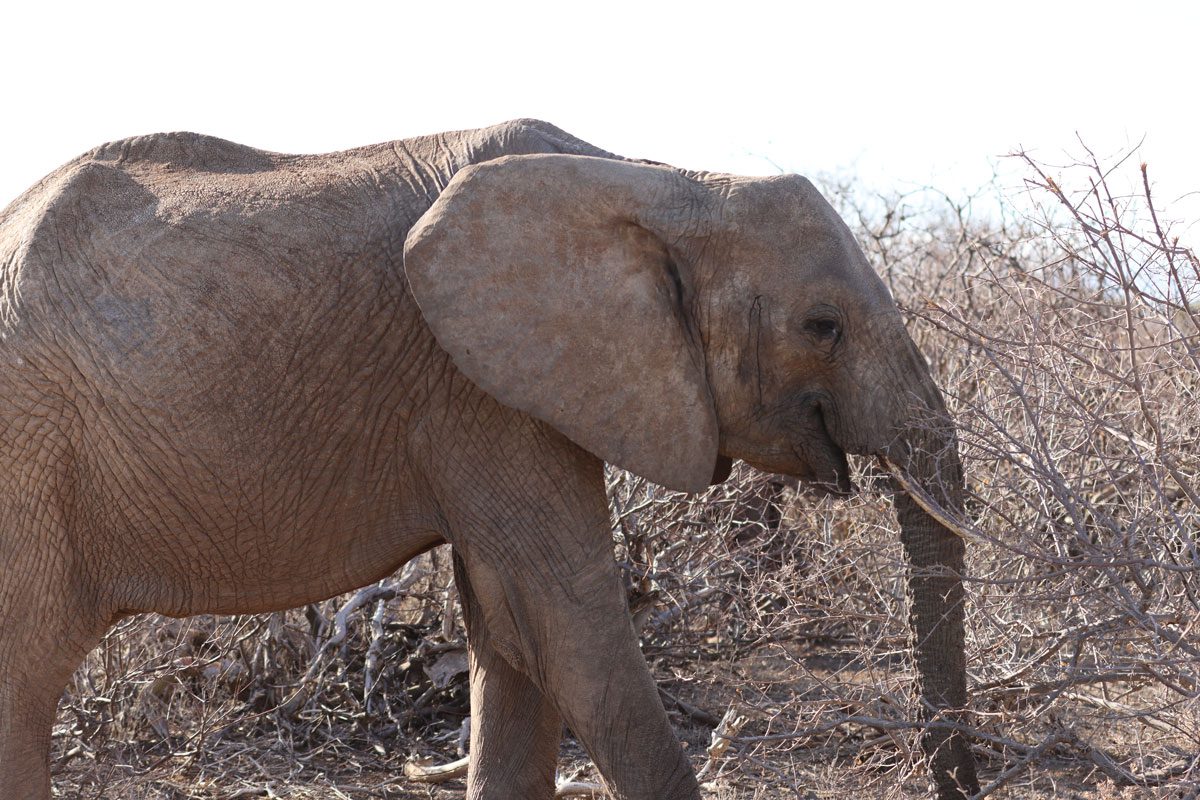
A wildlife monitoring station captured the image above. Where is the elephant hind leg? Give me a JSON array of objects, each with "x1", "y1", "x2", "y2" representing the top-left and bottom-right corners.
[
  {"x1": 454, "y1": 553, "x2": 562, "y2": 800},
  {"x1": 0, "y1": 531, "x2": 110, "y2": 798}
]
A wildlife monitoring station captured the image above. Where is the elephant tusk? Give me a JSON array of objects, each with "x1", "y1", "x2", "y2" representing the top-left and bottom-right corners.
[
  {"x1": 403, "y1": 755, "x2": 469, "y2": 783},
  {"x1": 877, "y1": 454, "x2": 976, "y2": 541}
]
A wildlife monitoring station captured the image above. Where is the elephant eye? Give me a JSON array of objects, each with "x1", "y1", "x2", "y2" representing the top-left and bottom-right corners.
[{"x1": 804, "y1": 318, "x2": 841, "y2": 342}]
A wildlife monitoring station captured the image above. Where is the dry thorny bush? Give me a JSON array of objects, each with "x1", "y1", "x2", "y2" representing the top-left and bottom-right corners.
[{"x1": 52, "y1": 147, "x2": 1199, "y2": 798}]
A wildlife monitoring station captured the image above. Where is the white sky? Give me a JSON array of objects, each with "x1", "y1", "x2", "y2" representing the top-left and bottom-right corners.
[{"x1": 2, "y1": 1, "x2": 1196, "y2": 239}]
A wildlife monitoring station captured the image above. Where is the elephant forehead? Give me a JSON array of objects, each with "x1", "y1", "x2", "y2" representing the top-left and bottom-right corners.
[{"x1": 713, "y1": 177, "x2": 879, "y2": 287}]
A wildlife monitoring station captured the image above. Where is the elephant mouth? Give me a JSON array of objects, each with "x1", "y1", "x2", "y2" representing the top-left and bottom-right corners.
[
  {"x1": 729, "y1": 395, "x2": 853, "y2": 495},
  {"x1": 791, "y1": 440, "x2": 852, "y2": 497},
  {"x1": 789, "y1": 399, "x2": 853, "y2": 496},
  {"x1": 796, "y1": 393, "x2": 854, "y2": 494}
]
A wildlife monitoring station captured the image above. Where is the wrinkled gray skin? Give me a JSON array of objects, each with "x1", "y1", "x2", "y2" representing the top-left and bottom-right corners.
[{"x1": 0, "y1": 120, "x2": 978, "y2": 799}]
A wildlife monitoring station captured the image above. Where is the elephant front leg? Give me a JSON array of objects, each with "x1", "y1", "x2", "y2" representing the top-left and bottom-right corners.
[
  {"x1": 429, "y1": 417, "x2": 701, "y2": 799},
  {"x1": 454, "y1": 553, "x2": 562, "y2": 800},
  {"x1": 452, "y1": 541, "x2": 700, "y2": 800}
]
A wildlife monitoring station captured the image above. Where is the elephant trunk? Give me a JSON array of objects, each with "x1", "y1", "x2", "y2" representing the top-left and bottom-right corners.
[{"x1": 882, "y1": 364, "x2": 980, "y2": 798}]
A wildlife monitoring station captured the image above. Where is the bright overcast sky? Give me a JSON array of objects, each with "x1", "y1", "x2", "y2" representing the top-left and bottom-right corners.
[{"x1": 2, "y1": 1, "x2": 1196, "y2": 237}]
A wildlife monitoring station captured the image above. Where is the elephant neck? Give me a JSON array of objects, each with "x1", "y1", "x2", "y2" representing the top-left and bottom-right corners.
[{"x1": 380, "y1": 119, "x2": 624, "y2": 224}]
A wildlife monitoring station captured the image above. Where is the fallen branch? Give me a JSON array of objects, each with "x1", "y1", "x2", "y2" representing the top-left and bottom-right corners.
[
  {"x1": 404, "y1": 755, "x2": 468, "y2": 783},
  {"x1": 658, "y1": 686, "x2": 719, "y2": 727},
  {"x1": 362, "y1": 596, "x2": 389, "y2": 709},
  {"x1": 404, "y1": 756, "x2": 607, "y2": 797},
  {"x1": 555, "y1": 781, "x2": 607, "y2": 798},
  {"x1": 1061, "y1": 691, "x2": 1178, "y2": 735},
  {"x1": 696, "y1": 705, "x2": 750, "y2": 780},
  {"x1": 279, "y1": 558, "x2": 428, "y2": 716},
  {"x1": 975, "y1": 731, "x2": 1070, "y2": 798}
]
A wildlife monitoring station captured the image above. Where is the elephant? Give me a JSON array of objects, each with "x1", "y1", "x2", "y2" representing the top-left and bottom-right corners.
[{"x1": 0, "y1": 118, "x2": 979, "y2": 799}]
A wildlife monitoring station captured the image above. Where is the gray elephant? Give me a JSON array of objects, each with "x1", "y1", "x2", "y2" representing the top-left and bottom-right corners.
[{"x1": 0, "y1": 119, "x2": 978, "y2": 799}]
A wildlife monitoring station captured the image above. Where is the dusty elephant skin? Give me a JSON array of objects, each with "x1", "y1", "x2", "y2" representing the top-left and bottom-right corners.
[{"x1": 0, "y1": 119, "x2": 979, "y2": 799}]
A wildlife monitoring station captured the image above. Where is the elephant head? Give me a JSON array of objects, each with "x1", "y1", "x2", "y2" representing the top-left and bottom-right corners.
[{"x1": 404, "y1": 154, "x2": 978, "y2": 797}]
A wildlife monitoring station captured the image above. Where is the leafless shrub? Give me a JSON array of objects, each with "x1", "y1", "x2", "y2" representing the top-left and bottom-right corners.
[
  {"x1": 52, "y1": 146, "x2": 1199, "y2": 798},
  {"x1": 54, "y1": 550, "x2": 470, "y2": 797},
  {"x1": 825, "y1": 146, "x2": 1197, "y2": 796}
]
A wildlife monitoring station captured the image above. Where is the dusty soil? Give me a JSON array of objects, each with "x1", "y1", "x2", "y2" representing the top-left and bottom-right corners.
[{"x1": 54, "y1": 636, "x2": 1186, "y2": 799}]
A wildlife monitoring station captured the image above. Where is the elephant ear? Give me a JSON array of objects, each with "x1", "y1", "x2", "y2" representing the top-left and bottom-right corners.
[{"x1": 404, "y1": 154, "x2": 719, "y2": 493}]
